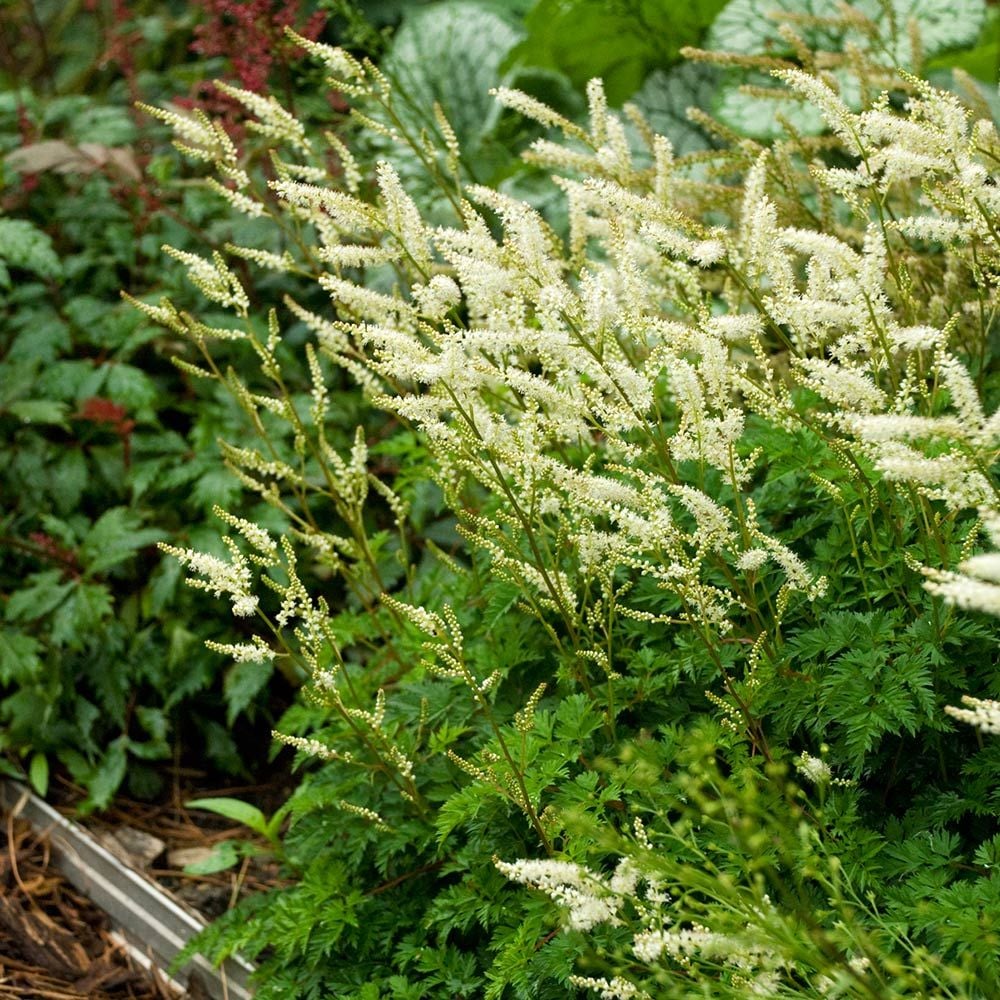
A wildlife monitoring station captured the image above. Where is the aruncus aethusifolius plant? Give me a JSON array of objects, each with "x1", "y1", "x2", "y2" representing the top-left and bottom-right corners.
[{"x1": 139, "y1": 9, "x2": 1000, "y2": 996}]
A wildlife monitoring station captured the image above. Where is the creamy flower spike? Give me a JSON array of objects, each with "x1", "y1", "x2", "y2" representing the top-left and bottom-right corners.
[{"x1": 944, "y1": 695, "x2": 1000, "y2": 735}]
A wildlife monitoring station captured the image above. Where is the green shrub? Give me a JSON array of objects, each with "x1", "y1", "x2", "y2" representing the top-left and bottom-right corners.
[
  {"x1": 138, "y1": 3, "x2": 1000, "y2": 996},
  {"x1": 0, "y1": 0, "x2": 337, "y2": 805}
]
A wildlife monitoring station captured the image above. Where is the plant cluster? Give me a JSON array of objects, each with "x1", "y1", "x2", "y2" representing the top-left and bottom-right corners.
[
  {"x1": 129, "y1": 1, "x2": 1000, "y2": 997},
  {"x1": 0, "y1": 0, "x2": 731, "y2": 807},
  {"x1": 6, "y1": 0, "x2": 1000, "y2": 997},
  {"x1": 0, "y1": 0, "x2": 344, "y2": 806}
]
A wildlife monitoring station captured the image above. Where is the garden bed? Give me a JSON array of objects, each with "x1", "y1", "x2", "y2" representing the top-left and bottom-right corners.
[
  {"x1": 0, "y1": 780, "x2": 255, "y2": 1000},
  {"x1": 73, "y1": 776, "x2": 289, "y2": 925},
  {"x1": 4, "y1": 0, "x2": 1000, "y2": 995},
  {"x1": 0, "y1": 800, "x2": 173, "y2": 999}
]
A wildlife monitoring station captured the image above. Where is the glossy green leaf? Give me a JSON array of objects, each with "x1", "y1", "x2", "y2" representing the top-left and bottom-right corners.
[
  {"x1": 28, "y1": 752, "x2": 48, "y2": 797},
  {"x1": 186, "y1": 797, "x2": 269, "y2": 836},
  {"x1": 509, "y1": 0, "x2": 726, "y2": 106}
]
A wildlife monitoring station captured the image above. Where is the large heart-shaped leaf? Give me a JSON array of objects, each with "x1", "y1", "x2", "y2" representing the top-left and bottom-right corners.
[
  {"x1": 507, "y1": 0, "x2": 727, "y2": 106},
  {"x1": 368, "y1": 0, "x2": 523, "y2": 214},
  {"x1": 708, "y1": 0, "x2": 985, "y2": 64},
  {"x1": 630, "y1": 63, "x2": 723, "y2": 156},
  {"x1": 707, "y1": 0, "x2": 986, "y2": 137}
]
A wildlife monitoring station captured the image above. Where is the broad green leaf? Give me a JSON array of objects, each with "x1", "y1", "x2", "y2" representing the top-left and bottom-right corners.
[
  {"x1": 509, "y1": 0, "x2": 726, "y2": 105},
  {"x1": 629, "y1": 63, "x2": 721, "y2": 156},
  {"x1": 263, "y1": 803, "x2": 293, "y2": 844},
  {"x1": 927, "y1": 7, "x2": 1000, "y2": 81},
  {"x1": 369, "y1": 1, "x2": 523, "y2": 219},
  {"x1": 0, "y1": 219, "x2": 62, "y2": 283},
  {"x1": 715, "y1": 70, "x2": 835, "y2": 139},
  {"x1": 186, "y1": 797, "x2": 269, "y2": 836},
  {"x1": 707, "y1": 0, "x2": 986, "y2": 136},
  {"x1": 28, "y1": 752, "x2": 49, "y2": 797},
  {"x1": 708, "y1": 0, "x2": 985, "y2": 64},
  {"x1": 385, "y1": 1, "x2": 522, "y2": 149},
  {"x1": 6, "y1": 399, "x2": 69, "y2": 427}
]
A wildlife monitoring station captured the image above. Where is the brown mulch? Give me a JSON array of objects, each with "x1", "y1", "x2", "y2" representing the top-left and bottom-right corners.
[
  {"x1": 0, "y1": 767, "x2": 289, "y2": 999},
  {"x1": 83, "y1": 775, "x2": 291, "y2": 921},
  {"x1": 0, "y1": 809, "x2": 175, "y2": 1000}
]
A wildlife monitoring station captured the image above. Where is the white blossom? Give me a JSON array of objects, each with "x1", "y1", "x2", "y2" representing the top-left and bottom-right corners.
[
  {"x1": 205, "y1": 637, "x2": 274, "y2": 663},
  {"x1": 944, "y1": 695, "x2": 1000, "y2": 735},
  {"x1": 795, "y1": 752, "x2": 833, "y2": 785},
  {"x1": 159, "y1": 540, "x2": 258, "y2": 618},
  {"x1": 494, "y1": 858, "x2": 631, "y2": 931}
]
